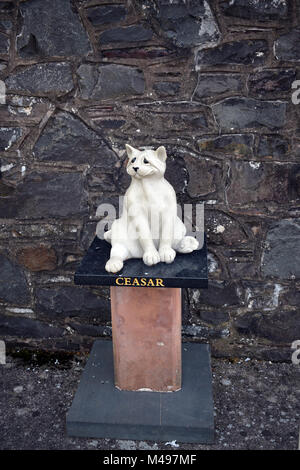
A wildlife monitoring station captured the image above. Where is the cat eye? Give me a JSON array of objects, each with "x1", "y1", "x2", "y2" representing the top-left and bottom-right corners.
[
  {"x1": 131, "y1": 157, "x2": 136, "y2": 163},
  {"x1": 143, "y1": 158, "x2": 149, "y2": 164}
]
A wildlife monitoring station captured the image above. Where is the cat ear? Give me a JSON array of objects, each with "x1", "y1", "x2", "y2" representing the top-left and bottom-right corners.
[
  {"x1": 125, "y1": 144, "x2": 137, "y2": 159},
  {"x1": 156, "y1": 146, "x2": 167, "y2": 162}
]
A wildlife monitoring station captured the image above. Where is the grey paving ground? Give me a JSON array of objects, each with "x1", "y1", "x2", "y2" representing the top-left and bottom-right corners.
[{"x1": 0, "y1": 351, "x2": 299, "y2": 450}]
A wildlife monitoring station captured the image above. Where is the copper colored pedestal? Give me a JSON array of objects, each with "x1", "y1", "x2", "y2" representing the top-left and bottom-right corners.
[{"x1": 110, "y1": 286, "x2": 181, "y2": 392}]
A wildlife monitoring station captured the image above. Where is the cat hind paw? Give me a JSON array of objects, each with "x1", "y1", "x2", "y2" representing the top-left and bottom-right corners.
[{"x1": 177, "y1": 236, "x2": 199, "y2": 254}]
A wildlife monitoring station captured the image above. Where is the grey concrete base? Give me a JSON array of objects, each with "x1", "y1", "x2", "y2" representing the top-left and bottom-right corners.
[{"x1": 66, "y1": 340, "x2": 214, "y2": 444}]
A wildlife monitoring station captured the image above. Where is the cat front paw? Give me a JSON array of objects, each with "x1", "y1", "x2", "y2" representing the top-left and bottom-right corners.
[
  {"x1": 105, "y1": 257, "x2": 124, "y2": 273},
  {"x1": 143, "y1": 249, "x2": 160, "y2": 266},
  {"x1": 159, "y1": 246, "x2": 176, "y2": 264}
]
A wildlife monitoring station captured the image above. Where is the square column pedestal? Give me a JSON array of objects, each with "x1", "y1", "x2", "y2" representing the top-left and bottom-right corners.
[
  {"x1": 66, "y1": 237, "x2": 214, "y2": 444},
  {"x1": 111, "y1": 286, "x2": 182, "y2": 392}
]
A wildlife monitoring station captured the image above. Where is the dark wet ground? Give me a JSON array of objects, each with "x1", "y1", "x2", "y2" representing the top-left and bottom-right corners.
[{"x1": 0, "y1": 353, "x2": 299, "y2": 450}]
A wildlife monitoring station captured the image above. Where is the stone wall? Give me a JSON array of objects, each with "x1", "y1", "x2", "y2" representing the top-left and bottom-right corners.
[{"x1": 0, "y1": 0, "x2": 300, "y2": 361}]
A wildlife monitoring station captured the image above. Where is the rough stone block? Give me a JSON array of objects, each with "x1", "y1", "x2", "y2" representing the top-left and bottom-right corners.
[
  {"x1": 17, "y1": 0, "x2": 91, "y2": 57},
  {"x1": 220, "y1": 0, "x2": 288, "y2": 21},
  {"x1": 146, "y1": 0, "x2": 220, "y2": 48},
  {"x1": 86, "y1": 5, "x2": 127, "y2": 26},
  {"x1": 99, "y1": 25, "x2": 153, "y2": 44},
  {"x1": 36, "y1": 286, "x2": 111, "y2": 319},
  {"x1": 0, "y1": 31, "x2": 9, "y2": 53},
  {"x1": 274, "y1": 28, "x2": 300, "y2": 62},
  {"x1": 212, "y1": 97, "x2": 286, "y2": 130},
  {"x1": 248, "y1": 70, "x2": 296, "y2": 98},
  {"x1": 17, "y1": 246, "x2": 57, "y2": 272},
  {"x1": 190, "y1": 281, "x2": 240, "y2": 309},
  {"x1": 33, "y1": 111, "x2": 117, "y2": 166},
  {"x1": 0, "y1": 314, "x2": 64, "y2": 339},
  {"x1": 0, "y1": 171, "x2": 88, "y2": 219},
  {"x1": 0, "y1": 255, "x2": 30, "y2": 305},
  {"x1": 196, "y1": 40, "x2": 268, "y2": 69},
  {"x1": 198, "y1": 134, "x2": 254, "y2": 157},
  {"x1": 261, "y1": 220, "x2": 300, "y2": 279},
  {"x1": 6, "y1": 63, "x2": 74, "y2": 95},
  {"x1": 77, "y1": 64, "x2": 145, "y2": 100},
  {"x1": 194, "y1": 74, "x2": 242, "y2": 99},
  {"x1": 226, "y1": 161, "x2": 292, "y2": 204},
  {"x1": 0, "y1": 128, "x2": 22, "y2": 151}
]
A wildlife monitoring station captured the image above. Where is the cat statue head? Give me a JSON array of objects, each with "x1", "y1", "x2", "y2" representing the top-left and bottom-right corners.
[{"x1": 126, "y1": 145, "x2": 167, "y2": 180}]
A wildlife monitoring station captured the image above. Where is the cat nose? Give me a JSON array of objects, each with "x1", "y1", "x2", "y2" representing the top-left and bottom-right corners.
[{"x1": 133, "y1": 167, "x2": 139, "y2": 172}]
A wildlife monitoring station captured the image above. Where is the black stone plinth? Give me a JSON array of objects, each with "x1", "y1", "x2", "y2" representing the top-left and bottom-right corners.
[
  {"x1": 66, "y1": 339, "x2": 214, "y2": 444},
  {"x1": 74, "y1": 236, "x2": 208, "y2": 288}
]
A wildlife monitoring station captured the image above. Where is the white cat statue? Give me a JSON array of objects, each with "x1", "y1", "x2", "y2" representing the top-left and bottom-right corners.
[{"x1": 98, "y1": 145, "x2": 199, "y2": 273}]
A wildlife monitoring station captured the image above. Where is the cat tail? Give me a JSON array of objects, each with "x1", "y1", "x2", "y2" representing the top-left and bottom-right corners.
[{"x1": 104, "y1": 229, "x2": 112, "y2": 242}]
